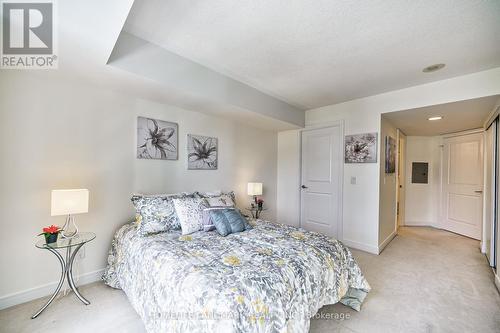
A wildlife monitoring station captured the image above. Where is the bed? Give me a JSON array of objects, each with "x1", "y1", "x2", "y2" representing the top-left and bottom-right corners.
[{"x1": 103, "y1": 220, "x2": 370, "y2": 333}]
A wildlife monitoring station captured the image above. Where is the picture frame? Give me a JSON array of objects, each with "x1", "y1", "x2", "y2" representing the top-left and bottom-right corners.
[
  {"x1": 385, "y1": 136, "x2": 396, "y2": 173},
  {"x1": 137, "y1": 117, "x2": 178, "y2": 160},
  {"x1": 344, "y1": 132, "x2": 378, "y2": 163},
  {"x1": 187, "y1": 134, "x2": 218, "y2": 170}
]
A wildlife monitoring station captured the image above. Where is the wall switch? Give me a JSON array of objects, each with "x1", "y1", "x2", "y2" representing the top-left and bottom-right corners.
[{"x1": 350, "y1": 177, "x2": 356, "y2": 185}]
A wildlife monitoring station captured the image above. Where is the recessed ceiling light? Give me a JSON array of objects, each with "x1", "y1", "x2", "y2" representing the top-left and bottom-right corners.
[
  {"x1": 423, "y1": 63, "x2": 445, "y2": 73},
  {"x1": 428, "y1": 116, "x2": 443, "y2": 121}
]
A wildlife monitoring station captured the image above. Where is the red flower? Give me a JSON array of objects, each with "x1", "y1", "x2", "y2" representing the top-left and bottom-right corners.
[{"x1": 42, "y1": 225, "x2": 60, "y2": 234}]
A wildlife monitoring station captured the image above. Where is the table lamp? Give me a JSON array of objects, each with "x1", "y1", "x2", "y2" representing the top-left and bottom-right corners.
[
  {"x1": 247, "y1": 182, "x2": 263, "y2": 204},
  {"x1": 51, "y1": 189, "x2": 89, "y2": 239}
]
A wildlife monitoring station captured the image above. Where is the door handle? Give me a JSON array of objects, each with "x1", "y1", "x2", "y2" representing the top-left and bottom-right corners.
[
  {"x1": 301, "y1": 185, "x2": 308, "y2": 189},
  {"x1": 474, "y1": 190, "x2": 483, "y2": 193}
]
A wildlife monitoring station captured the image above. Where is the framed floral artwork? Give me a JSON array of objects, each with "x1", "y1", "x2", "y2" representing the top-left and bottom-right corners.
[
  {"x1": 187, "y1": 134, "x2": 218, "y2": 170},
  {"x1": 345, "y1": 132, "x2": 378, "y2": 163},
  {"x1": 385, "y1": 136, "x2": 396, "y2": 173},
  {"x1": 137, "y1": 117, "x2": 178, "y2": 160}
]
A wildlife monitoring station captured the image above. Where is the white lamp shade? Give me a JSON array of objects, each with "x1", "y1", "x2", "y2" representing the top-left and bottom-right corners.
[
  {"x1": 247, "y1": 182, "x2": 263, "y2": 196},
  {"x1": 51, "y1": 189, "x2": 89, "y2": 216}
]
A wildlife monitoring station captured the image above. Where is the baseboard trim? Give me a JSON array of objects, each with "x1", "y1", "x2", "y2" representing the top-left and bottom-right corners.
[
  {"x1": 378, "y1": 231, "x2": 397, "y2": 254},
  {"x1": 480, "y1": 241, "x2": 486, "y2": 254},
  {"x1": 495, "y1": 273, "x2": 500, "y2": 293},
  {"x1": 0, "y1": 268, "x2": 105, "y2": 310},
  {"x1": 403, "y1": 221, "x2": 437, "y2": 227},
  {"x1": 342, "y1": 238, "x2": 379, "y2": 255}
]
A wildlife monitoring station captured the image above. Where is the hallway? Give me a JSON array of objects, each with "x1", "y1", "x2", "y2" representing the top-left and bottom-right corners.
[{"x1": 312, "y1": 227, "x2": 500, "y2": 332}]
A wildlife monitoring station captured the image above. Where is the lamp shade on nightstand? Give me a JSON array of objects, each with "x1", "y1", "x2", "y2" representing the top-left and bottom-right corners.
[
  {"x1": 51, "y1": 189, "x2": 89, "y2": 216},
  {"x1": 247, "y1": 183, "x2": 263, "y2": 196}
]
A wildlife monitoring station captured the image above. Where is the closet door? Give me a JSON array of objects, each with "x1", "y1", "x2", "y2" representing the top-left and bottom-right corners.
[{"x1": 300, "y1": 125, "x2": 343, "y2": 238}]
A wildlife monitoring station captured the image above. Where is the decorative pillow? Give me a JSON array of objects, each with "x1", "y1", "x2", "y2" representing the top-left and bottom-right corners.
[
  {"x1": 209, "y1": 208, "x2": 252, "y2": 237},
  {"x1": 202, "y1": 206, "x2": 234, "y2": 232},
  {"x1": 197, "y1": 191, "x2": 236, "y2": 207},
  {"x1": 173, "y1": 197, "x2": 209, "y2": 235},
  {"x1": 196, "y1": 190, "x2": 223, "y2": 197},
  {"x1": 206, "y1": 194, "x2": 235, "y2": 207},
  {"x1": 131, "y1": 192, "x2": 194, "y2": 236}
]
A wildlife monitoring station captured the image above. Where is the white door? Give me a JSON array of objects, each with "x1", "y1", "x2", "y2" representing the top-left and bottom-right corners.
[
  {"x1": 300, "y1": 125, "x2": 342, "y2": 238},
  {"x1": 442, "y1": 132, "x2": 484, "y2": 240}
]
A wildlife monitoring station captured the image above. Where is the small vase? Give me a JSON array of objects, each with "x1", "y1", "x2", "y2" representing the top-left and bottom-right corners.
[{"x1": 45, "y1": 233, "x2": 58, "y2": 244}]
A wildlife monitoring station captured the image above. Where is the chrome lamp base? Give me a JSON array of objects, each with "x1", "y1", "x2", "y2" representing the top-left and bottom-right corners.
[{"x1": 61, "y1": 214, "x2": 79, "y2": 239}]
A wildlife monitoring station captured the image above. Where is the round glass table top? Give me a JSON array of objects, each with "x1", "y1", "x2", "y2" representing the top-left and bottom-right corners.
[
  {"x1": 36, "y1": 232, "x2": 96, "y2": 249},
  {"x1": 246, "y1": 207, "x2": 268, "y2": 211}
]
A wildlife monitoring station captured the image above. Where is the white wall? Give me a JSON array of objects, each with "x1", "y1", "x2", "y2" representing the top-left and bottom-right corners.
[
  {"x1": 277, "y1": 130, "x2": 301, "y2": 226},
  {"x1": 404, "y1": 136, "x2": 442, "y2": 226},
  {"x1": 0, "y1": 71, "x2": 278, "y2": 306},
  {"x1": 277, "y1": 67, "x2": 500, "y2": 254},
  {"x1": 378, "y1": 118, "x2": 398, "y2": 249}
]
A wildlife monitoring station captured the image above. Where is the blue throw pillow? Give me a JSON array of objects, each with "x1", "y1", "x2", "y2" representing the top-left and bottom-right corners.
[{"x1": 209, "y1": 209, "x2": 252, "y2": 236}]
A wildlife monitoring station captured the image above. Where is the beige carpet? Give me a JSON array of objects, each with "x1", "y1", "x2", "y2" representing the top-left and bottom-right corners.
[{"x1": 2, "y1": 227, "x2": 499, "y2": 333}]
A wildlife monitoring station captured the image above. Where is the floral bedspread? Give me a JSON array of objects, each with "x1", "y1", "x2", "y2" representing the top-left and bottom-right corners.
[{"x1": 103, "y1": 221, "x2": 370, "y2": 333}]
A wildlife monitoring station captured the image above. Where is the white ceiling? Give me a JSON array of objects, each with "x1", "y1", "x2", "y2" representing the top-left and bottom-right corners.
[
  {"x1": 383, "y1": 95, "x2": 500, "y2": 136},
  {"x1": 25, "y1": 0, "x2": 300, "y2": 131},
  {"x1": 124, "y1": 0, "x2": 500, "y2": 109},
  {"x1": 19, "y1": 1, "x2": 499, "y2": 131},
  {"x1": 108, "y1": 31, "x2": 304, "y2": 127}
]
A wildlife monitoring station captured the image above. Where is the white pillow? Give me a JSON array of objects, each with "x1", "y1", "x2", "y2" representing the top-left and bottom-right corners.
[
  {"x1": 206, "y1": 194, "x2": 235, "y2": 207},
  {"x1": 172, "y1": 197, "x2": 209, "y2": 235},
  {"x1": 198, "y1": 190, "x2": 222, "y2": 197}
]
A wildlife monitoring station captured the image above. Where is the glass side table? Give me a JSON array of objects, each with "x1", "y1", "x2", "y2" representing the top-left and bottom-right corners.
[
  {"x1": 245, "y1": 207, "x2": 267, "y2": 219},
  {"x1": 32, "y1": 232, "x2": 96, "y2": 319}
]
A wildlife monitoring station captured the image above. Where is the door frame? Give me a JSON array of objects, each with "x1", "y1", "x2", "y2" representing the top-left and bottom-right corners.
[
  {"x1": 395, "y1": 129, "x2": 407, "y2": 229},
  {"x1": 299, "y1": 120, "x2": 345, "y2": 241},
  {"x1": 483, "y1": 118, "x2": 498, "y2": 265}
]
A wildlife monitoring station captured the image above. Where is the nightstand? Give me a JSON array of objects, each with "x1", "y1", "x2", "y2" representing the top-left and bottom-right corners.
[
  {"x1": 245, "y1": 206, "x2": 267, "y2": 219},
  {"x1": 32, "y1": 232, "x2": 96, "y2": 319}
]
